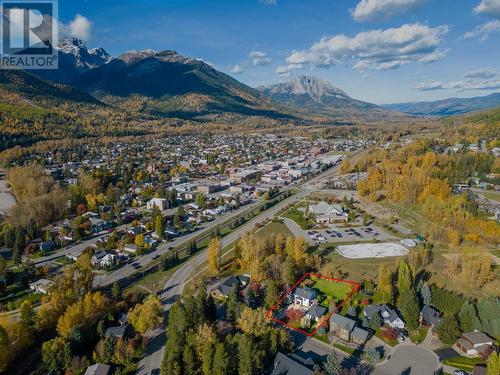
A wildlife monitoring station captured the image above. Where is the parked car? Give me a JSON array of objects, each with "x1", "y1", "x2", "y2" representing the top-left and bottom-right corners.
[{"x1": 453, "y1": 371, "x2": 468, "y2": 375}]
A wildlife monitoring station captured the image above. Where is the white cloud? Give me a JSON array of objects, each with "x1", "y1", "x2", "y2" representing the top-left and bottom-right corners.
[
  {"x1": 464, "y1": 20, "x2": 500, "y2": 41},
  {"x1": 414, "y1": 68, "x2": 500, "y2": 91},
  {"x1": 351, "y1": 0, "x2": 426, "y2": 22},
  {"x1": 249, "y1": 50, "x2": 272, "y2": 65},
  {"x1": 285, "y1": 23, "x2": 448, "y2": 72},
  {"x1": 275, "y1": 63, "x2": 303, "y2": 75},
  {"x1": 474, "y1": 0, "x2": 500, "y2": 18},
  {"x1": 67, "y1": 14, "x2": 93, "y2": 41},
  {"x1": 464, "y1": 67, "x2": 496, "y2": 79},
  {"x1": 230, "y1": 64, "x2": 245, "y2": 74}
]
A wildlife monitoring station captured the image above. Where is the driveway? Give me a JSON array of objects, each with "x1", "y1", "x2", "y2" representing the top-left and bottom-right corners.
[{"x1": 373, "y1": 344, "x2": 439, "y2": 375}]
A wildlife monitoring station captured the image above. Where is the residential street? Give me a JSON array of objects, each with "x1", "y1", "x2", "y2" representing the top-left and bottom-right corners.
[{"x1": 134, "y1": 159, "x2": 351, "y2": 375}]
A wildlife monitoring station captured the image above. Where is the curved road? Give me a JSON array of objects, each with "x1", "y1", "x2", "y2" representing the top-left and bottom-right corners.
[{"x1": 373, "y1": 344, "x2": 439, "y2": 375}]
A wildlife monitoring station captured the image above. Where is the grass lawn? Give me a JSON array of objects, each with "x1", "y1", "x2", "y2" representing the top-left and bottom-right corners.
[
  {"x1": 320, "y1": 251, "x2": 399, "y2": 281},
  {"x1": 282, "y1": 202, "x2": 314, "y2": 230},
  {"x1": 255, "y1": 221, "x2": 293, "y2": 239},
  {"x1": 314, "y1": 334, "x2": 330, "y2": 344},
  {"x1": 443, "y1": 356, "x2": 485, "y2": 372},
  {"x1": 312, "y1": 277, "x2": 353, "y2": 301},
  {"x1": 332, "y1": 342, "x2": 356, "y2": 354},
  {"x1": 409, "y1": 327, "x2": 428, "y2": 344}
]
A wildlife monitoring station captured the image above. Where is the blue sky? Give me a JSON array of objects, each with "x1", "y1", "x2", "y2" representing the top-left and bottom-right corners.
[{"x1": 57, "y1": 0, "x2": 500, "y2": 104}]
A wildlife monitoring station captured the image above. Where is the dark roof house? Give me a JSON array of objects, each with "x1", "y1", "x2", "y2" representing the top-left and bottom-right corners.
[
  {"x1": 272, "y1": 352, "x2": 314, "y2": 375},
  {"x1": 105, "y1": 325, "x2": 131, "y2": 339}
]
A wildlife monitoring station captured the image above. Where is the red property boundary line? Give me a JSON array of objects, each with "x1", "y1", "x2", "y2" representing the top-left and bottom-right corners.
[{"x1": 265, "y1": 272, "x2": 360, "y2": 337}]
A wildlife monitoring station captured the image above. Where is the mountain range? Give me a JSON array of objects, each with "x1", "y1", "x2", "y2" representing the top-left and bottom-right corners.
[
  {"x1": 1, "y1": 38, "x2": 498, "y2": 123},
  {"x1": 382, "y1": 92, "x2": 500, "y2": 117}
]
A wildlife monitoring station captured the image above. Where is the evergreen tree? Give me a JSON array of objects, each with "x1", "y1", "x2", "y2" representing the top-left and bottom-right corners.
[
  {"x1": 19, "y1": 300, "x2": 36, "y2": 333},
  {"x1": 201, "y1": 342, "x2": 215, "y2": 375},
  {"x1": 213, "y1": 342, "x2": 230, "y2": 375},
  {"x1": 155, "y1": 215, "x2": 165, "y2": 240},
  {"x1": 111, "y1": 281, "x2": 121, "y2": 301},
  {"x1": 42, "y1": 337, "x2": 72, "y2": 374},
  {"x1": 226, "y1": 285, "x2": 239, "y2": 322},
  {"x1": 324, "y1": 350, "x2": 342, "y2": 375},
  {"x1": 238, "y1": 335, "x2": 257, "y2": 375},
  {"x1": 103, "y1": 335, "x2": 115, "y2": 363},
  {"x1": 436, "y1": 313, "x2": 460, "y2": 345},
  {"x1": 397, "y1": 261, "x2": 413, "y2": 294},
  {"x1": 421, "y1": 282, "x2": 432, "y2": 306},
  {"x1": 398, "y1": 289, "x2": 420, "y2": 332},
  {"x1": 458, "y1": 301, "x2": 478, "y2": 332},
  {"x1": 182, "y1": 343, "x2": 198, "y2": 375},
  {"x1": 264, "y1": 280, "x2": 278, "y2": 309},
  {"x1": 369, "y1": 312, "x2": 382, "y2": 330}
]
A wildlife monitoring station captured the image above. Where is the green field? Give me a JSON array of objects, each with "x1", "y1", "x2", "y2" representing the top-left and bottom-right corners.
[
  {"x1": 313, "y1": 277, "x2": 353, "y2": 301},
  {"x1": 255, "y1": 221, "x2": 293, "y2": 239}
]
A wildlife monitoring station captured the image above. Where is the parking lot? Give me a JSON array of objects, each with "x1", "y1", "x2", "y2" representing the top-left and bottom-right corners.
[{"x1": 281, "y1": 217, "x2": 397, "y2": 245}]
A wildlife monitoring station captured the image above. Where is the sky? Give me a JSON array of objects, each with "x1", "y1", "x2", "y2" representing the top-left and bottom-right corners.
[{"x1": 48, "y1": 0, "x2": 500, "y2": 103}]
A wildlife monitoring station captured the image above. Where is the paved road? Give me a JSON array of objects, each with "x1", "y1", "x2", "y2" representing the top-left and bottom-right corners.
[
  {"x1": 0, "y1": 176, "x2": 15, "y2": 216},
  {"x1": 135, "y1": 150, "x2": 369, "y2": 375},
  {"x1": 373, "y1": 344, "x2": 439, "y2": 375},
  {"x1": 134, "y1": 153, "x2": 372, "y2": 375}
]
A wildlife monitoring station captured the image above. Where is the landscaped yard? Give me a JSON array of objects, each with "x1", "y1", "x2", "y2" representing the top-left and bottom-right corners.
[
  {"x1": 282, "y1": 202, "x2": 314, "y2": 230},
  {"x1": 443, "y1": 356, "x2": 485, "y2": 372},
  {"x1": 409, "y1": 326, "x2": 428, "y2": 344},
  {"x1": 312, "y1": 277, "x2": 353, "y2": 301}
]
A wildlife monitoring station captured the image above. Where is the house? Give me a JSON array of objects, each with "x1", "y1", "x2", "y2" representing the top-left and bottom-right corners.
[
  {"x1": 146, "y1": 197, "x2": 169, "y2": 211},
  {"x1": 329, "y1": 313, "x2": 356, "y2": 341},
  {"x1": 308, "y1": 201, "x2": 348, "y2": 223},
  {"x1": 84, "y1": 364, "x2": 110, "y2": 375},
  {"x1": 39, "y1": 240, "x2": 55, "y2": 253},
  {"x1": 351, "y1": 326, "x2": 370, "y2": 345},
  {"x1": 91, "y1": 250, "x2": 117, "y2": 267},
  {"x1": 105, "y1": 324, "x2": 132, "y2": 339},
  {"x1": 29, "y1": 278, "x2": 54, "y2": 294},
  {"x1": 271, "y1": 352, "x2": 314, "y2": 375},
  {"x1": 293, "y1": 287, "x2": 317, "y2": 308},
  {"x1": 456, "y1": 330, "x2": 493, "y2": 357},
  {"x1": 420, "y1": 305, "x2": 441, "y2": 331},
  {"x1": 89, "y1": 217, "x2": 113, "y2": 233},
  {"x1": 305, "y1": 305, "x2": 327, "y2": 322},
  {"x1": 329, "y1": 313, "x2": 370, "y2": 345},
  {"x1": 211, "y1": 275, "x2": 250, "y2": 299},
  {"x1": 364, "y1": 304, "x2": 405, "y2": 329},
  {"x1": 123, "y1": 244, "x2": 138, "y2": 254}
]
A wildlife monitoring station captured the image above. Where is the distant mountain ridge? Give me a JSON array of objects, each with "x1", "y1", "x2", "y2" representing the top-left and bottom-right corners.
[
  {"x1": 382, "y1": 93, "x2": 500, "y2": 116},
  {"x1": 258, "y1": 76, "x2": 349, "y2": 103},
  {"x1": 24, "y1": 40, "x2": 412, "y2": 123},
  {"x1": 34, "y1": 38, "x2": 112, "y2": 86},
  {"x1": 257, "y1": 75, "x2": 405, "y2": 121}
]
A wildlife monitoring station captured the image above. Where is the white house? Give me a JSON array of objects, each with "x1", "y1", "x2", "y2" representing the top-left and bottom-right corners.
[
  {"x1": 29, "y1": 278, "x2": 54, "y2": 294},
  {"x1": 309, "y1": 201, "x2": 348, "y2": 224},
  {"x1": 364, "y1": 304, "x2": 406, "y2": 329},
  {"x1": 293, "y1": 287, "x2": 317, "y2": 308}
]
